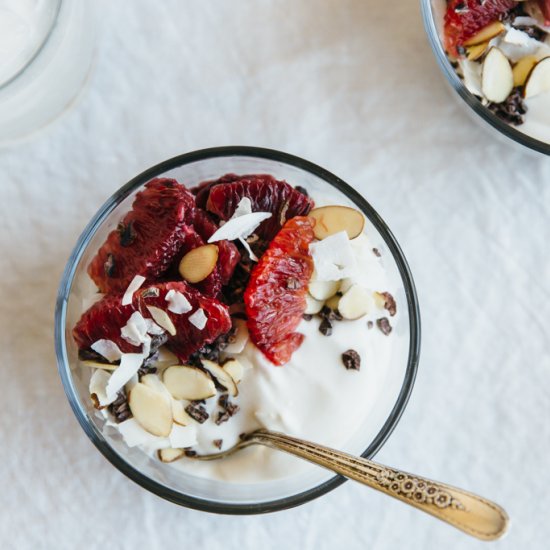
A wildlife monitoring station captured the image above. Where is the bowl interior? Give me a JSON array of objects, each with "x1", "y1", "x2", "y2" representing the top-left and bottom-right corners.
[{"x1": 56, "y1": 148, "x2": 420, "y2": 513}]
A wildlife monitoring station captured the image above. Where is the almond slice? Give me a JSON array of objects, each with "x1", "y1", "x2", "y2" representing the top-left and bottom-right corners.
[
  {"x1": 171, "y1": 399, "x2": 193, "y2": 426},
  {"x1": 524, "y1": 56, "x2": 550, "y2": 99},
  {"x1": 178, "y1": 244, "x2": 219, "y2": 283},
  {"x1": 201, "y1": 359, "x2": 238, "y2": 397},
  {"x1": 163, "y1": 365, "x2": 216, "y2": 400},
  {"x1": 128, "y1": 382, "x2": 173, "y2": 437},
  {"x1": 81, "y1": 360, "x2": 118, "y2": 371},
  {"x1": 464, "y1": 21, "x2": 505, "y2": 46},
  {"x1": 305, "y1": 293, "x2": 324, "y2": 314},
  {"x1": 513, "y1": 55, "x2": 538, "y2": 87},
  {"x1": 481, "y1": 47, "x2": 514, "y2": 103},
  {"x1": 465, "y1": 41, "x2": 489, "y2": 61},
  {"x1": 224, "y1": 318, "x2": 249, "y2": 354},
  {"x1": 223, "y1": 359, "x2": 244, "y2": 385},
  {"x1": 308, "y1": 206, "x2": 365, "y2": 241},
  {"x1": 146, "y1": 305, "x2": 176, "y2": 336},
  {"x1": 338, "y1": 284, "x2": 374, "y2": 320},
  {"x1": 308, "y1": 280, "x2": 340, "y2": 301},
  {"x1": 158, "y1": 448, "x2": 185, "y2": 463}
]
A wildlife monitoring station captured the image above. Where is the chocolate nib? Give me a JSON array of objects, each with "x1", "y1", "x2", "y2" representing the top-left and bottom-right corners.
[
  {"x1": 487, "y1": 88, "x2": 527, "y2": 126},
  {"x1": 185, "y1": 402, "x2": 209, "y2": 424},
  {"x1": 342, "y1": 349, "x2": 361, "y2": 371}
]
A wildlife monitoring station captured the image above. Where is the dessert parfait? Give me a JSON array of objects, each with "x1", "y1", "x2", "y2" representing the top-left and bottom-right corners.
[
  {"x1": 71, "y1": 174, "x2": 400, "y2": 483},
  {"x1": 436, "y1": 0, "x2": 550, "y2": 142}
]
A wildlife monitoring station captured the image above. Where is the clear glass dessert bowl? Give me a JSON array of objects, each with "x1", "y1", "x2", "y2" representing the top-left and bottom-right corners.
[
  {"x1": 55, "y1": 146, "x2": 421, "y2": 513},
  {"x1": 421, "y1": 0, "x2": 550, "y2": 156}
]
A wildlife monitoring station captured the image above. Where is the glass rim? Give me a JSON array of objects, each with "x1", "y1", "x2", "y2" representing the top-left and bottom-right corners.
[
  {"x1": 54, "y1": 146, "x2": 421, "y2": 514},
  {"x1": 0, "y1": 0, "x2": 63, "y2": 91},
  {"x1": 420, "y1": 0, "x2": 550, "y2": 157}
]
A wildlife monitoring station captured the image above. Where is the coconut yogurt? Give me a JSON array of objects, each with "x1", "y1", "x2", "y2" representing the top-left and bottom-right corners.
[{"x1": 76, "y1": 181, "x2": 402, "y2": 484}]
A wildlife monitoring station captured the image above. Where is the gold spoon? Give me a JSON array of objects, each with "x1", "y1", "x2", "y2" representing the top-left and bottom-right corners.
[{"x1": 191, "y1": 429, "x2": 508, "y2": 540}]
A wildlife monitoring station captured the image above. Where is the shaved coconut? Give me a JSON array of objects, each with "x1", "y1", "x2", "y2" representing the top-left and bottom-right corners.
[
  {"x1": 165, "y1": 289, "x2": 192, "y2": 314},
  {"x1": 121, "y1": 311, "x2": 149, "y2": 347},
  {"x1": 146, "y1": 305, "x2": 176, "y2": 336},
  {"x1": 239, "y1": 237, "x2": 259, "y2": 262},
  {"x1": 144, "y1": 318, "x2": 165, "y2": 336},
  {"x1": 91, "y1": 339, "x2": 123, "y2": 362},
  {"x1": 189, "y1": 308, "x2": 208, "y2": 330},
  {"x1": 169, "y1": 424, "x2": 198, "y2": 449},
  {"x1": 106, "y1": 353, "x2": 144, "y2": 400},
  {"x1": 499, "y1": 28, "x2": 541, "y2": 63},
  {"x1": 89, "y1": 369, "x2": 115, "y2": 408},
  {"x1": 309, "y1": 231, "x2": 356, "y2": 281},
  {"x1": 122, "y1": 275, "x2": 146, "y2": 306},
  {"x1": 233, "y1": 197, "x2": 253, "y2": 217},
  {"x1": 208, "y1": 212, "x2": 272, "y2": 243},
  {"x1": 117, "y1": 418, "x2": 166, "y2": 448}
]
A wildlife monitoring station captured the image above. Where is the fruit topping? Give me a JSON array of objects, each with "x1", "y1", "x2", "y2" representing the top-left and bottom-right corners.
[
  {"x1": 244, "y1": 217, "x2": 315, "y2": 365},
  {"x1": 444, "y1": 0, "x2": 517, "y2": 57},
  {"x1": 308, "y1": 205, "x2": 365, "y2": 240},
  {"x1": 204, "y1": 174, "x2": 315, "y2": 242},
  {"x1": 88, "y1": 178, "x2": 195, "y2": 293},
  {"x1": 73, "y1": 281, "x2": 231, "y2": 362}
]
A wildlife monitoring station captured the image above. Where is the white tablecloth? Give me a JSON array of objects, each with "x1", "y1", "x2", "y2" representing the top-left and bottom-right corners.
[{"x1": 2, "y1": 1, "x2": 549, "y2": 548}]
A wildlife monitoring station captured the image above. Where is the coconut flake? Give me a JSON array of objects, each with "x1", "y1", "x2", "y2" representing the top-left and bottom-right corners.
[
  {"x1": 208, "y1": 212, "x2": 272, "y2": 243},
  {"x1": 499, "y1": 28, "x2": 541, "y2": 62},
  {"x1": 106, "y1": 353, "x2": 144, "y2": 400},
  {"x1": 122, "y1": 275, "x2": 146, "y2": 306},
  {"x1": 121, "y1": 311, "x2": 149, "y2": 347},
  {"x1": 309, "y1": 231, "x2": 356, "y2": 281},
  {"x1": 89, "y1": 369, "x2": 115, "y2": 407},
  {"x1": 233, "y1": 197, "x2": 253, "y2": 216},
  {"x1": 169, "y1": 423, "x2": 198, "y2": 448},
  {"x1": 144, "y1": 318, "x2": 165, "y2": 336},
  {"x1": 239, "y1": 237, "x2": 259, "y2": 262},
  {"x1": 165, "y1": 289, "x2": 192, "y2": 314},
  {"x1": 189, "y1": 308, "x2": 208, "y2": 330},
  {"x1": 116, "y1": 418, "x2": 168, "y2": 448},
  {"x1": 90, "y1": 339, "x2": 123, "y2": 362}
]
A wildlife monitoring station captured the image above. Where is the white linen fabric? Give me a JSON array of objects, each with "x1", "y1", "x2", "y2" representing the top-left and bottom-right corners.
[{"x1": 1, "y1": 1, "x2": 549, "y2": 548}]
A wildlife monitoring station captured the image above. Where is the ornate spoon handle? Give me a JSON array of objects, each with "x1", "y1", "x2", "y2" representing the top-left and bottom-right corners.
[{"x1": 248, "y1": 430, "x2": 508, "y2": 541}]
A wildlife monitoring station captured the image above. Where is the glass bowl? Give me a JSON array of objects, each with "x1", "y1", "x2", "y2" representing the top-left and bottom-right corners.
[
  {"x1": 55, "y1": 146, "x2": 421, "y2": 514},
  {"x1": 421, "y1": 0, "x2": 550, "y2": 156}
]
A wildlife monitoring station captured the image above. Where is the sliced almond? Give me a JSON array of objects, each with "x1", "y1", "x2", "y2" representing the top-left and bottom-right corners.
[
  {"x1": 171, "y1": 399, "x2": 193, "y2": 426},
  {"x1": 308, "y1": 206, "x2": 365, "y2": 241},
  {"x1": 338, "y1": 277, "x2": 354, "y2": 294},
  {"x1": 524, "y1": 56, "x2": 550, "y2": 99},
  {"x1": 201, "y1": 359, "x2": 238, "y2": 397},
  {"x1": 178, "y1": 244, "x2": 219, "y2": 283},
  {"x1": 145, "y1": 305, "x2": 176, "y2": 336},
  {"x1": 141, "y1": 373, "x2": 169, "y2": 394},
  {"x1": 481, "y1": 47, "x2": 514, "y2": 103},
  {"x1": 81, "y1": 360, "x2": 118, "y2": 371},
  {"x1": 338, "y1": 284, "x2": 374, "y2": 320},
  {"x1": 224, "y1": 318, "x2": 249, "y2": 354},
  {"x1": 465, "y1": 41, "x2": 489, "y2": 61},
  {"x1": 158, "y1": 448, "x2": 185, "y2": 463},
  {"x1": 128, "y1": 382, "x2": 173, "y2": 437},
  {"x1": 308, "y1": 280, "x2": 340, "y2": 301},
  {"x1": 223, "y1": 359, "x2": 244, "y2": 385},
  {"x1": 513, "y1": 55, "x2": 538, "y2": 87},
  {"x1": 163, "y1": 365, "x2": 216, "y2": 400},
  {"x1": 325, "y1": 294, "x2": 341, "y2": 312},
  {"x1": 464, "y1": 21, "x2": 505, "y2": 46},
  {"x1": 373, "y1": 291, "x2": 386, "y2": 309},
  {"x1": 305, "y1": 293, "x2": 324, "y2": 314}
]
